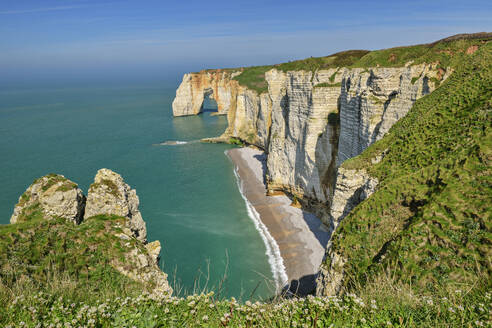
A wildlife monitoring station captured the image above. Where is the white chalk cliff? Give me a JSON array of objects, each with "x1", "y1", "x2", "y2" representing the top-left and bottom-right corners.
[{"x1": 172, "y1": 64, "x2": 451, "y2": 227}]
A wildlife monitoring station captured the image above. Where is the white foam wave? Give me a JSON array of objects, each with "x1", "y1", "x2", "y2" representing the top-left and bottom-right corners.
[
  {"x1": 230, "y1": 158, "x2": 288, "y2": 291},
  {"x1": 154, "y1": 140, "x2": 199, "y2": 146}
]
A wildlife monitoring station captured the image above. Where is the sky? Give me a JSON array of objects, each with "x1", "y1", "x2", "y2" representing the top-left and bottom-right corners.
[{"x1": 0, "y1": 0, "x2": 491, "y2": 84}]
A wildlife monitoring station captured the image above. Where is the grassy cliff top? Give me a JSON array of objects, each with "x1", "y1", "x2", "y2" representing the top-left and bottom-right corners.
[
  {"x1": 199, "y1": 32, "x2": 491, "y2": 93},
  {"x1": 330, "y1": 40, "x2": 491, "y2": 295},
  {"x1": 0, "y1": 215, "x2": 147, "y2": 302}
]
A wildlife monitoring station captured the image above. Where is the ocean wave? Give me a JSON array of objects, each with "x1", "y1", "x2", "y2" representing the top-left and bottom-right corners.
[
  {"x1": 231, "y1": 162, "x2": 288, "y2": 291},
  {"x1": 154, "y1": 140, "x2": 199, "y2": 146}
]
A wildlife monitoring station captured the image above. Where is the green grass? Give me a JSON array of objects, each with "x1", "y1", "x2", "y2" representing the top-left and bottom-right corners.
[
  {"x1": 1, "y1": 283, "x2": 489, "y2": 327},
  {"x1": 89, "y1": 179, "x2": 120, "y2": 197},
  {"x1": 329, "y1": 41, "x2": 492, "y2": 296},
  {"x1": 0, "y1": 215, "x2": 148, "y2": 305},
  {"x1": 224, "y1": 33, "x2": 491, "y2": 94},
  {"x1": 314, "y1": 82, "x2": 341, "y2": 88}
]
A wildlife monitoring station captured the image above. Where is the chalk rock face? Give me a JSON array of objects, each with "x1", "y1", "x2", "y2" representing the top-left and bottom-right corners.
[
  {"x1": 315, "y1": 251, "x2": 346, "y2": 296},
  {"x1": 112, "y1": 231, "x2": 172, "y2": 297},
  {"x1": 10, "y1": 174, "x2": 85, "y2": 224},
  {"x1": 172, "y1": 64, "x2": 450, "y2": 211},
  {"x1": 172, "y1": 70, "x2": 241, "y2": 117},
  {"x1": 84, "y1": 169, "x2": 147, "y2": 242}
]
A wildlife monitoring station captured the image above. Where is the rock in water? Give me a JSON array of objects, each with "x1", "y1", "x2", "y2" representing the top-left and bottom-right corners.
[
  {"x1": 10, "y1": 174, "x2": 85, "y2": 224},
  {"x1": 84, "y1": 168, "x2": 147, "y2": 242}
]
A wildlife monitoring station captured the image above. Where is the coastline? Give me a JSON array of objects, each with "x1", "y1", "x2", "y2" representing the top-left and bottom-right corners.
[{"x1": 226, "y1": 147, "x2": 330, "y2": 295}]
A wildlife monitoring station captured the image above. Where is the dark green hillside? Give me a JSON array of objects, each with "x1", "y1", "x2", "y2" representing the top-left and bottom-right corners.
[{"x1": 330, "y1": 41, "x2": 491, "y2": 293}]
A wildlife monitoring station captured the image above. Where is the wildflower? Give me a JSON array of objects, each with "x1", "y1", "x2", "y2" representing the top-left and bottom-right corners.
[
  {"x1": 475, "y1": 321, "x2": 483, "y2": 327},
  {"x1": 448, "y1": 307, "x2": 455, "y2": 313},
  {"x1": 360, "y1": 318, "x2": 366, "y2": 324},
  {"x1": 202, "y1": 315, "x2": 209, "y2": 322},
  {"x1": 164, "y1": 308, "x2": 170, "y2": 314}
]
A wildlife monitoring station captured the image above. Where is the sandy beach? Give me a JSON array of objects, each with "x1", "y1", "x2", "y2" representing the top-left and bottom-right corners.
[{"x1": 227, "y1": 147, "x2": 330, "y2": 295}]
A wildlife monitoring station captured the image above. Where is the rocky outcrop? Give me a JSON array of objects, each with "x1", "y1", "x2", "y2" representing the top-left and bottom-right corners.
[
  {"x1": 172, "y1": 70, "x2": 241, "y2": 117},
  {"x1": 112, "y1": 229, "x2": 172, "y2": 297},
  {"x1": 328, "y1": 167, "x2": 378, "y2": 230},
  {"x1": 315, "y1": 251, "x2": 346, "y2": 296},
  {"x1": 314, "y1": 165, "x2": 378, "y2": 295},
  {"x1": 10, "y1": 174, "x2": 85, "y2": 224},
  {"x1": 84, "y1": 168, "x2": 147, "y2": 243},
  {"x1": 9, "y1": 170, "x2": 172, "y2": 297}
]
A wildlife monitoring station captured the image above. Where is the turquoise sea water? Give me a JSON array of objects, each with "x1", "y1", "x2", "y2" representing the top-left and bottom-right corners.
[{"x1": 0, "y1": 81, "x2": 274, "y2": 299}]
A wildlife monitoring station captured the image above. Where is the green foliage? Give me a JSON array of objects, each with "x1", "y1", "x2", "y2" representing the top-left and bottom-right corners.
[
  {"x1": 37, "y1": 174, "x2": 68, "y2": 191},
  {"x1": 232, "y1": 65, "x2": 272, "y2": 93},
  {"x1": 1, "y1": 288, "x2": 489, "y2": 327},
  {"x1": 56, "y1": 181, "x2": 78, "y2": 192},
  {"x1": 411, "y1": 76, "x2": 419, "y2": 84},
  {"x1": 331, "y1": 42, "x2": 492, "y2": 294},
  {"x1": 0, "y1": 215, "x2": 146, "y2": 304},
  {"x1": 229, "y1": 34, "x2": 490, "y2": 95},
  {"x1": 314, "y1": 82, "x2": 341, "y2": 88},
  {"x1": 16, "y1": 201, "x2": 44, "y2": 222},
  {"x1": 90, "y1": 179, "x2": 120, "y2": 197},
  {"x1": 229, "y1": 137, "x2": 245, "y2": 146}
]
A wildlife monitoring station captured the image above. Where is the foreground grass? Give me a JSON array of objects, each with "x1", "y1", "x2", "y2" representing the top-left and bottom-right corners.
[{"x1": 1, "y1": 287, "x2": 490, "y2": 327}]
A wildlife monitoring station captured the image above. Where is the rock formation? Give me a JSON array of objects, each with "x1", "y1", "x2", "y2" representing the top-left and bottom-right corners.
[
  {"x1": 84, "y1": 168, "x2": 147, "y2": 243},
  {"x1": 9, "y1": 170, "x2": 172, "y2": 297},
  {"x1": 112, "y1": 229, "x2": 172, "y2": 297},
  {"x1": 10, "y1": 174, "x2": 85, "y2": 224},
  {"x1": 172, "y1": 70, "x2": 241, "y2": 116},
  {"x1": 172, "y1": 64, "x2": 451, "y2": 225}
]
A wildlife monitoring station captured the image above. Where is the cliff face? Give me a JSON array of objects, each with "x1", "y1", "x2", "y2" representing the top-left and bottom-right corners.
[{"x1": 172, "y1": 64, "x2": 450, "y2": 224}]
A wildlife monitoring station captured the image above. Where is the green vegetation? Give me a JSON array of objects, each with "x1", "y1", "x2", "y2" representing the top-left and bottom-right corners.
[
  {"x1": 2, "y1": 280, "x2": 490, "y2": 326},
  {"x1": 1, "y1": 33, "x2": 491, "y2": 327},
  {"x1": 229, "y1": 137, "x2": 245, "y2": 146},
  {"x1": 56, "y1": 181, "x2": 78, "y2": 192},
  {"x1": 411, "y1": 76, "x2": 419, "y2": 84},
  {"x1": 90, "y1": 179, "x2": 120, "y2": 197},
  {"x1": 227, "y1": 33, "x2": 491, "y2": 94},
  {"x1": 333, "y1": 42, "x2": 491, "y2": 298},
  {"x1": 430, "y1": 76, "x2": 441, "y2": 87},
  {"x1": 314, "y1": 82, "x2": 341, "y2": 88},
  {"x1": 0, "y1": 215, "x2": 145, "y2": 301},
  {"x1": 16, "y1": 202, "x2": 44, "y2": 222},
  {"x1": 232, "y1": 65, "x2": 273, "y2": 94}
]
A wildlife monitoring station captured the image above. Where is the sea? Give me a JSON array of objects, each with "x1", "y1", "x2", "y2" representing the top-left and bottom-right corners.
[{"x1": 0, "y1": 80, "x2": 275, "y2": 300}]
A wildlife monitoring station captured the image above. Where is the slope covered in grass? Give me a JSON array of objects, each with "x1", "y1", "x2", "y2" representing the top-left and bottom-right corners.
[
  {"x1": 0, "y1": 215, "x2": 146, "y2": 303},
  {"x1": 329, "y1": 40, "x2": 491, "y2": 294},
  {"x1": 222, "y1": 33, "x2": 491, "y2": 93}
]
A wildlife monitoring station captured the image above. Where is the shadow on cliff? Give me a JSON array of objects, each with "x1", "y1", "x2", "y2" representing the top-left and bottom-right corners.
[{"x1": 282, "y1": 274, "x2": 319, "y2": 297}]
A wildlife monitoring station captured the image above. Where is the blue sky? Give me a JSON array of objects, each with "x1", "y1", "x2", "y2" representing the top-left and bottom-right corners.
[{"x1": 0, "y1": 0, "x2": 491, "y2": 83}]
